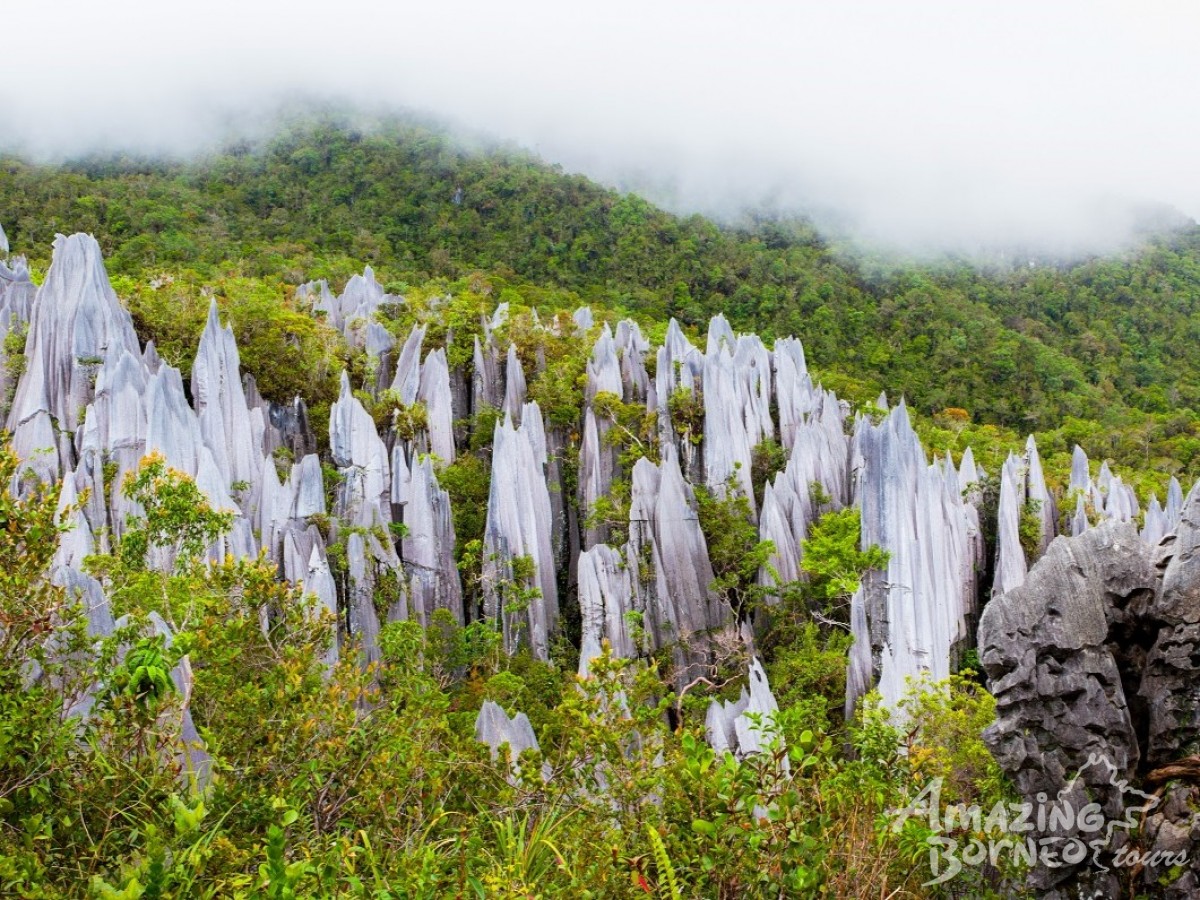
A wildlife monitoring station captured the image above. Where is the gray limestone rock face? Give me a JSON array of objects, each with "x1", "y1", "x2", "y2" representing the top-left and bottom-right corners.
[
  {"x1": 390, "y1": 323, "x2": 426, "y2": 406},
  {"x1": 399, "y1": 454, "x2": 463, "y2": 625},
  {"x1": 577, "y1": 543, "x2": 639, "y2": 675},
  {"x1": 847, "y1": 401, "x2": 978, "y2": 716},
  {"x1": 502, "y1": 344, "x2": 527, "y2": 423},
  {"x1": 655, "y1": 319, "x2": 704, "y2": 476},
  {"x1": 772, "y1": 337, "x2": 811, "y2": 451},
  {"x1": 474, "y1": 699, "x2": 543, "y2": 780},
  {"x1": 1141, "y1": 492, "x2": 1200, "y2": 768},
  {"x1": 192, "y1": 299, "x2": 261, "y2": 496},
  {"x1": 979, "y1": 523, "x2": 1157, "y2": 898},
  {"x1": 614, "y1": 319, "x2": 651, "y2": 403},
  {"x1": 482, "y1": 405, "x2": 559, "y2": 658},
  {"x1": 344, "y1": 529, "x2": 405, "y2": 665},
  {"x1": 8, "y1": 234, "x2": 142, "y2": 484},
  {"x1": 330, "y1": 371, "x2": 392, "y2": 529},
  {"x1": 279, "y1": 524, "x2": 339, "y2": 667},
  {"x1": 418, "y1": 348, "x2": 456, "y2": 463},
  {"x1": 572, "y1": 306, "x2": 594, "y2": 332},
  {"x1": 1024, "y1": 434, "x2": 1057, "y2": 557},
  {"x1": 244, "y1": 374, "x2": 317, "y2": 461},
  {"x1": 626, "y1": 446, "x2": 726, "y2": 682},
  {"x1": 704, "y1": 659, "x2": 784, "y2": 760},
  {"x1": 992, "y1": 452, "x2": 1028, "y2": 597},
  {"x1": 472, "y1": 333, "x2": 502, "y2": 416},
  {"x1": 1142, "y1": 494, "x2": 1167, "y2": 546}
]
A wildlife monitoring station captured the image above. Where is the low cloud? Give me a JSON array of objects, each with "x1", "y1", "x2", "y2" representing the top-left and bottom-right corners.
[{"x1": 2, "y1": 0, "x2": 1197, "y2": 254}]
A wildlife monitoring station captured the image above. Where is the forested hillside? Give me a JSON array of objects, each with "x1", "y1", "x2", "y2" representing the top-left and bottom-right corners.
[
  {"x1": 5, "y1": 114, "x2": 1200, "y2": 899},
  {"x1": 2, "y1": 117, "x2": 1198, "y2": 481}
]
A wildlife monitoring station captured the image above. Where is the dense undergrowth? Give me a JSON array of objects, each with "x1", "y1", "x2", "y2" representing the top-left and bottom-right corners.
[{"x1": 0, "y1": 446, "x2": 1016, "y2": 898}]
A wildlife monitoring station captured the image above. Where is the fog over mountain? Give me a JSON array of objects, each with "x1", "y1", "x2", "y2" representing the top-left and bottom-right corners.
[{"x1": 3, "y1": 0, "x2": 1197, "y2": 254}]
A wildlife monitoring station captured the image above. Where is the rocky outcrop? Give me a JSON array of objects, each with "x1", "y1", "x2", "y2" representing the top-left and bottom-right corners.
[
  {"x1": 847, "y1": 402, "x2": 980, "y2": 715},
  {"x1": 705, "y1": 658, "x2": 784, "y2": 759},
  {"x1": 330, "y1": 372, "x2": 392, "y2": 529},
  {"x1": 483, "y1": 405, "x2": 559, "y2": 658},
  {"x1": 398, "y1": 454, "x2": 462, "y2": 625},
  {"x1": 577, "y1": 543, "x2": 639, "y2": 674},
  {"x1": 979, "y1": 524, "x2": 1162, "y2": 898},
  {"x1": 475, "y1": 700, "x2": 543, "y2": 780},
  {"x1": 992, "y1": 452, "x2": 1029, "y2": 597},
  {"x1": 8, "y1": 234, "x2": 142, "y2": 485},
  {"x1": 628, "y1": 446, "x2": 726, "y2": 677}
]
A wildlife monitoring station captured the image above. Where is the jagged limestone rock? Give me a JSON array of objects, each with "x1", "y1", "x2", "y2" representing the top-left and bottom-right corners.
[
  {"x1": 614, "y1": 319, "x2": 651, "y2": 403},
  {"x1": 1141, "y1": 491, "x2": 1200, "y2": 767},
  {"x1": 1167, "y1": 477, "x2": 1185, "y2": 530},
  {"x1": 474, "y1": 700, "x2": 542, "y2": 779},
  {"x1": 704, "y1": 659, "x2": 784, "y2": 759},
  {"x1": 627, "y1": 445, "x2": 725, "y2": 681},
  {"x1": 1024, "y1": 434, "x2": 1056, "y2": 557},
  {"x1": 979, "y1": 523, "x2": 1157, "y2": 899},
  {"x1": 390, "y1": 323, "x2": 426, "y2": 405},
  {"x1": 472, "y1": 333, "x2": 502, "y2": 414},
  {"x1": 483, "y1": 404, "x2": 559, "y2": 658},
  {"x1": 572, "y1": 306, "x2": 594, "y2": 332},
  {"x1": 418, "y1": 348, "x2": 456, "y2": 463},
  {"x1": 655, "y1": 319, "x2": 704, "y2": 475},
  {"x1": 344, "y1": 529, "x2": 405, "y2": 665},
  {"x1": 577, "y1": 543, "x2": 639, "y2": 675},
  {"x1": 993, "y1": 452, "x2": 1028, "y2": 597},
  {"x1": 773, "y1": 337, "x2": 811, "y2": 451},
  {"x1": 502, "y1": 343, "x2": 527, "y2": 422},
  {"x1": 399, "y1": 454, "x2": 463, "y2": 625},
  {"x1": 8, "y1": 234, "x2": 142, "y2": 484},
  {"x1": 847, "y1": 401, "x2": 978, "y2": 715},
  {"x1": 192, "y1": 299, "x2": 261, "y2": 495},
  {"x1": 1142, "y1": 494, "x2": 1168, "y2": 546},
  {"x1": 329, "y1": 371, "x2": 391, "y2": 529}
]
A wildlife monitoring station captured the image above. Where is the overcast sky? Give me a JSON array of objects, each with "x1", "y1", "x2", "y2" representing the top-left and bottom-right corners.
[{"x1": 1, "y1": 0, "x2": 1196, "y2": 254}]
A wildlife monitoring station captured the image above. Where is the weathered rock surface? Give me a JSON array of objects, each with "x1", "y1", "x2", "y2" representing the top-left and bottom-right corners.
[
  {"x1": 847, "y1": 402, "x2": 980, "y2": 714},
  {"x1": 705, "y1": 659, "x2": 784, "y2": 759},
  {"x1": 474, "y1": 700, "x2": 543, "y2": 780},
  {"x1": 483, "y1": 405, "x2": 559, "y2": 658},
  {"x1": 979, "y1": 524, "x2": 1159, "y2": 898}
]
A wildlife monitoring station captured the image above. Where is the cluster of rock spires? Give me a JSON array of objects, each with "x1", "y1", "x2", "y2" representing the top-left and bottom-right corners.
[{"x1": 7, "y1": 230, "x2": 1197, "y2": 808}]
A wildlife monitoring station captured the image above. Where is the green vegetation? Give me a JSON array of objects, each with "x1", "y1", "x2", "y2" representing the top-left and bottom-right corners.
[
  {"x1": 0, "y1": 440, "x2": 1025, "y2": 897},
  {"x1": 0, "y1": 113, "x2": 1190, "y2": 897},
  {"x1": 2, "y1": 115, "x2": 1199, "y2": 485}
]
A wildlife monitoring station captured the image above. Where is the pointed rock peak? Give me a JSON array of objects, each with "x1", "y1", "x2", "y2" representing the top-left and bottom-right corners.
[
  {"x1": 338, "y1": 370, "x2": 352, "y2": 397},
  {"x1": 204, "y1": 295, "x2": 222, "y2": 331},
  {"x1": 959, "y1": 446, "x2": 979, "y2": 486},
  {"x1": 706, "y1": 314, "x2": 736, "y2": 356},
  {"x1": 572, "y1": 306, "x2": 594, "y2": 331},
  {"x1": 0, "y1": 222, "x2": 7, "y2": 256},
  {"x1": 142, "y1": 340, "x2": 162, "y2": 370},
  {"x1": 876, "y1": 391, "x2": 889, "y2": 410},
  {"x1": 1070, "y1": 445, "x2": 1091, "y2": 492}
]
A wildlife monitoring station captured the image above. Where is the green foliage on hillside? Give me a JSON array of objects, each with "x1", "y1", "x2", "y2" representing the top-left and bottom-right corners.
[{"x1": 2, "y1": 115, "x2": 1198, "y2": 480}]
